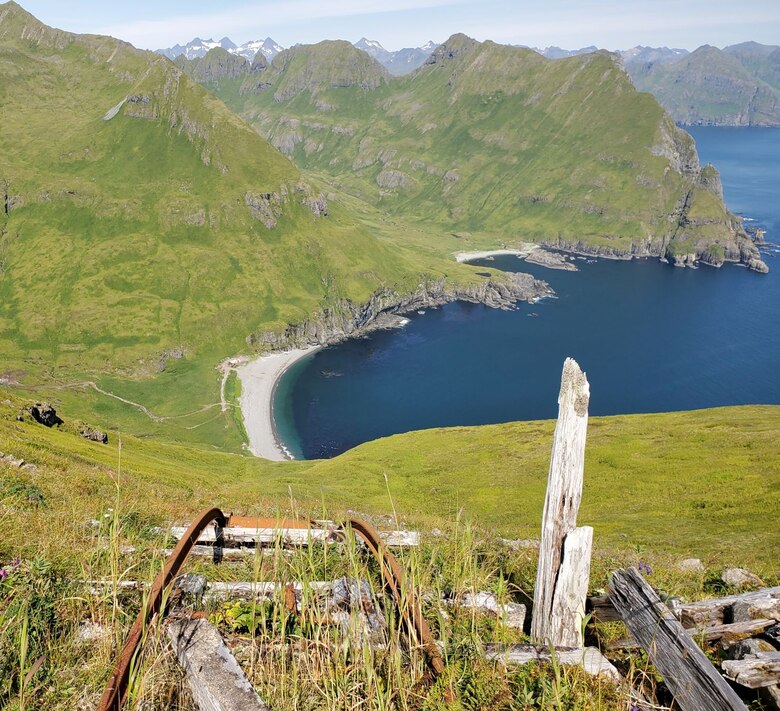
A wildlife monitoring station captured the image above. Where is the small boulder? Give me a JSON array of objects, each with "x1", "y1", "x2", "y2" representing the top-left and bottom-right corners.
[
  {"x1": 722, "y1": 567, "x2": 764, "y2": 588},
  {"x1": 81, "y1": 427, "x2": 108, "y2": 444},
  {"x1": 29, "y1": 402, "x2": 63, "y2": 427},
  {"x1": 677, "y1": 558, "x2": 705, "y2": 573}
]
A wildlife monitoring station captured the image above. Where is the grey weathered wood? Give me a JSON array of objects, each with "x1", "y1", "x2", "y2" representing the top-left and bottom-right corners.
[
  {"x1": 607, "y1": 618, "x2": 777, "y2": 650},
  {"x1": 679, "y1": 587, "x2": 780, "y2": 627},
  {"x1": 485, "y1": 644, "x2": 621, "y2": 682},
  {"x1": 550, "y1": 525, "x2": 593, "y2": 647},
  {"x1": 722, "y1": 652, "x2": 780, "y2": 689},
  {"x1": 167, "y1": 618, "x2": 269, "y2": 710},
  {"x1": 609, "y1": 567, "x2": 747, "y2": 711},
  {"x1": 531, "y1": 358, "x2": 591, "y2": 646},
  {"x1": 169, "y1": 525, "x2": 419, "y2": 548}
]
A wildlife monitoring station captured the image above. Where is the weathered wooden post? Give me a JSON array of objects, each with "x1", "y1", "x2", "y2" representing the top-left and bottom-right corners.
[
  {"x1": 531, "y1": 358, "x2": 593, "y2": 648},
  {"x1": 610, "y1": 568, "x2": 748, "y2": 711}
]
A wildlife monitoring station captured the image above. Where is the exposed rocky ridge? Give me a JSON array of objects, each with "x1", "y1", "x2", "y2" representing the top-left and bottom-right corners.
[
  {"x1": 174, "y1": 47, "x2": 249, "y2": 84},
  {"x1": 248, "y1": 273, "x2": 550, "y2": 350}
]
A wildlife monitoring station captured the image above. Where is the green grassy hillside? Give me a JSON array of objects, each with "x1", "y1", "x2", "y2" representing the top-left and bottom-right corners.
[
  {"x1": 0, "y1": 2, "x2": 483, "y2": 442},
  {"x1": 2, "y1": 391, "x2": 777, "y2": 564},
  {"x1": 628, "y1": 42, "x2": 780, "y2": 126},
  {"x1": 205, "y1": 34, "x2": 763, "y2": 270}
]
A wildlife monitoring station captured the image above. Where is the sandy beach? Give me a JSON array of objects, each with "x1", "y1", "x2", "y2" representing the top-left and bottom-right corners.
[
  {"x1": 236, "y1": 346, "x2": 320, "y2": 460},
  {"x1": 454, "y1": 246, "x2": 536, "y2": 263}
]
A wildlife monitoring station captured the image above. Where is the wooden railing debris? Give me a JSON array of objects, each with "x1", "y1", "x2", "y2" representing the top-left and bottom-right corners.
[
  {"x1": 609, "y1": 567, "x2": 748, "y2": 711},
  {"x1": 722, "y1": 651, "x2": 780, "y2": 689},
  {"x1": 168, "y1": 618, "x2": 270, "y2": 711},
  {"x1": 168, "y1": 524, "x2": 420, "y2": 548},
  {"x1": 531, "y1": 358, "x2": 592, "y2": 649},
  {"x1": 485, "y1": 644, "x2": 621, "y2": 682}
]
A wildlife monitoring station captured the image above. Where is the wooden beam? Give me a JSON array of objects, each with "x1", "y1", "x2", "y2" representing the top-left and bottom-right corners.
[
  {"x1": 168, "y1": 525, "x2": 419, "y2": 548},
  {"x1": 680, "y1": 587, "x2": 780, "y2": 627},
  {"x1": 551, "y1": 525, "x2": 593, "y2": 648},
  {"x1": 167, "y1": 618, "x2": 269, "y2": 710},
  {"x1": 722, "y1": 652, "x2": 780, "y2": 689},
  {"x1": 485, "y1": 644, "x2": 621, "y2": 682},
  {"x1": 609, "y1": 567, "x2": 747, "y2": 711},
  {"x1": 607, "y1": 618, "x2": 777, "y2": 650},
  {"x1": 531, "y1": 358, "x2": 591, "y2": 647}
]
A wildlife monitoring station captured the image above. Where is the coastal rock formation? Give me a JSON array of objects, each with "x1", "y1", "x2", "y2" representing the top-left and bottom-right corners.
[{"x1": 248, "y1": 273, "x2": 551, "y2": 350}]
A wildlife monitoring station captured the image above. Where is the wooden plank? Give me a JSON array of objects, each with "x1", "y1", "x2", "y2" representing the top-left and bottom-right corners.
[
  {"x1": 722, "y1": 653, "x2": 780, "y2": 689},
  {"x1": 204, "y1": 580, "x2": 332, "y2": 603},
  {"x1": 609, "y1": 567, "x2": 747, "y2": 711},
  {"x1": 550, "y1": 526, "x2": 593, "y2": 648},
  {"x1": 167, "y1": 618, "x2": 269, "y2": 710},
  {"x1": 607, "y1": 618, "x2": 777, "y2": 650},
  {"x1": 169, "y1": 526, "x2": 419, "y2": 548},
  {"x1": 679, "y1": 587, "x2": 780, "y2": 627},
  {"x1": 531, "y1": 358, "x2": 590, "y2": 647},
  {"x1": 485, "y1": 644, "x2": 621, "y2": 682}
]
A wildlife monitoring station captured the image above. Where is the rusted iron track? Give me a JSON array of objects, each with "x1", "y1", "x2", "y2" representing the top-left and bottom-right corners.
[
  {"x1": 98, "y1": 510, "x2": 445, "y2": 710},
  {"x1": 97, "y1": 506, "x2": 227, "y2": 711}
]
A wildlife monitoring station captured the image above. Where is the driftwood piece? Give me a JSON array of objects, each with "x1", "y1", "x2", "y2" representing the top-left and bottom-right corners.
[
  {"x1": 722, "y1": 652, "x2": 780, "y2": 689},
  {"x1": 551, "y1": 525, "x2": 593, "y2": 647},
  {"x1": 531, "y1": 358, "x2": 591, "y2": 647},
  {"x1": 167, "y1": 618, "x2": 269, "y2": 711},
  {"x1": 485, "y1": 644, "x2": 621, "y2": 682},
  {"x1": 609, "y1": 567, "x2": 747, "y2": 711}
]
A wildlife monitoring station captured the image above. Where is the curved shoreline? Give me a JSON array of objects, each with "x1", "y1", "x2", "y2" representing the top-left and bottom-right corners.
[{"x1": 236, "y1": 347, "x2": 320, "y2": 460}]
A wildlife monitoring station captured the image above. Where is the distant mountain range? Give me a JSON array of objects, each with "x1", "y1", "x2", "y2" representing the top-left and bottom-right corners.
[
  {"x1": 159, "y1": 35, "x2": 780, "y2": 125},
  {"x1": 157, "y1": 36, "x2": 438, "y2": 75},
  {"x1": 354, "y1": 38, "x2": 439, "y2": 75},
  {"x1": 156, "y1": 36, "x2": 284, "y2": 61}
]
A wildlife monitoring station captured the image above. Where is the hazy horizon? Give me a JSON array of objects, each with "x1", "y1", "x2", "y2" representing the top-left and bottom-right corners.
[{"x1": 13, "y1": 0, "x2": 780, "y2": 53}]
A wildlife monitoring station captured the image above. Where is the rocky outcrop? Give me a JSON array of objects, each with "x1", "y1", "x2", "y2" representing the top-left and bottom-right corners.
[
  {"x1": 248, "y1": 273, "x2": 551, "y2": 350},
  {"x1": 81, "y1": 427, "x2": 108, "y2": 444},
  {"x1": 28, "y1": 402, "x2": 63, "y2": 427}
]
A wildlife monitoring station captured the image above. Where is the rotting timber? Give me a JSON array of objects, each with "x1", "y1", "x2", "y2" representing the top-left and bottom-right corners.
[{"x1": 97, "y1": 512, "x2": 447, "y2": 710}]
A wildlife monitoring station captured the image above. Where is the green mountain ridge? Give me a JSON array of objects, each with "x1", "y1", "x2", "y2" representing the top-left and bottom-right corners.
[
  {"x1": 627, "y1": 41, "x2": 780, "y2": 126},
  {"x1": 196, "y1": 34, "x2": 765, "y2": 271},
  {"x1": 0, "y1": 1, "x2": 465, "y2": 382}
]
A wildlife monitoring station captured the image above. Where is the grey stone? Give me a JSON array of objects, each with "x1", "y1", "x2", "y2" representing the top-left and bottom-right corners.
[
  {"x1": 677, "y1": 558, "x2": 706, "y2": 573},
  {"x1": 722, "y1": 567, "x2": 764, "y2": 588}
]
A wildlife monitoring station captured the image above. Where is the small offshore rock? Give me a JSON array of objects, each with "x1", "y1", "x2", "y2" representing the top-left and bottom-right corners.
[
  {"x1": 81, "y1": 427, "x2": 108, "y2": 444},
  {"x1": 677, "y1": 558, "x2": 705, "y2": 573},
  {"x1": 29, "y1": 402, "x2": 63, "y2": 427},
  {"x1": 722, "y1": 567, "x2": 764, "y2": 588}
]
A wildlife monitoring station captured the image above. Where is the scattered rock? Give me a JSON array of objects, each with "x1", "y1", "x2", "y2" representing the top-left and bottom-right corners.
[
  {"x1": 459, "y1": 591, "x2": 526, "y2": 629},
  {"x1": 1, "y1": 453, "x2": 26, "y2": 468},
  {"x1": 677, "y1": 558, "x2": 705, "y2": 573},
  {"x1": 174, "y1": 573, "x2": 208, "y2": 600},
  {"x1": 328, "y1": 577, "x2": 387, "y2": 647},
  {"x1": 525, "y1": 247, "x2": 578, "y2": 271},
  {"x1": 726, "y1": 637, "x2": 778, "y2": 660},
  {"x1": 722, "y1": 567, "x2": 764, "y2": 588},
  {"x1": 29, "y1": 402, "x2": 63, "y2": 427},
  {"x1": 77, "y1": 621, "x2": 109, "y2": 643},
  {"x1": 81, "y1": 427, "x2": 108, "y2": 444}
]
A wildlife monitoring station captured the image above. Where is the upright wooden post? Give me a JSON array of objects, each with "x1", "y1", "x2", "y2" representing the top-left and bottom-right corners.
[{"x1": 531, "y1": 358, "x2": 591, "y2": 647}]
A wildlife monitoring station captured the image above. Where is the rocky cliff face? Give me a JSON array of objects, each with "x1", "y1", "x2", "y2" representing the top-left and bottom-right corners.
[{"x1": 249, "y1": 273, "x2": 551, "y2": 350}]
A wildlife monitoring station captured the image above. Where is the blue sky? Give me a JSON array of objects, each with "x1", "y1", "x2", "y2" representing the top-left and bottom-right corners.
[{"x1": 17, "y1": 0, "x2": 780, "y2": 51}]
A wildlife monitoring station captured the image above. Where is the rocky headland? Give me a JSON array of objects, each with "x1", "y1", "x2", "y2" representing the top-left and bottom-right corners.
[{"x1": 248, "y1": 273, "x2": 550, "y2": 352}]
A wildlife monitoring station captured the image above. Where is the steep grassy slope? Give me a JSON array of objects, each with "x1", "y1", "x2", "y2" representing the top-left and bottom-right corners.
[
  {"x1": 207, "y1": 34, "x2": 764, "y2": 270},
  {"x1": 2, "y1": 391, "x2": 777, "y2": 563},
  {"x1": 629, "y1": 43, "x2": 780, "y2": 126},
  {"x1": 0, "y1": 3, "x2": 481, "y2": 443}
]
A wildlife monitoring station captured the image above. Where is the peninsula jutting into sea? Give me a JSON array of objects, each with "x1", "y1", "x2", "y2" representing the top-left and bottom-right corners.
[{"x1": 0, "y1": 1, "x2": 777, "y2": 708}]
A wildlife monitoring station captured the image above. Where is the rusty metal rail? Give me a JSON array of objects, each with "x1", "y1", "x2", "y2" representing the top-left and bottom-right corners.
[{"x1": 97, "y1": 510, "x2": 446, "y2": 710}]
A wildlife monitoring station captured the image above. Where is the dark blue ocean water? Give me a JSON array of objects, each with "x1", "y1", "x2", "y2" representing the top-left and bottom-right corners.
[{"x1": 275, "y1": 127, "x2": 780, "y2": 460}]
